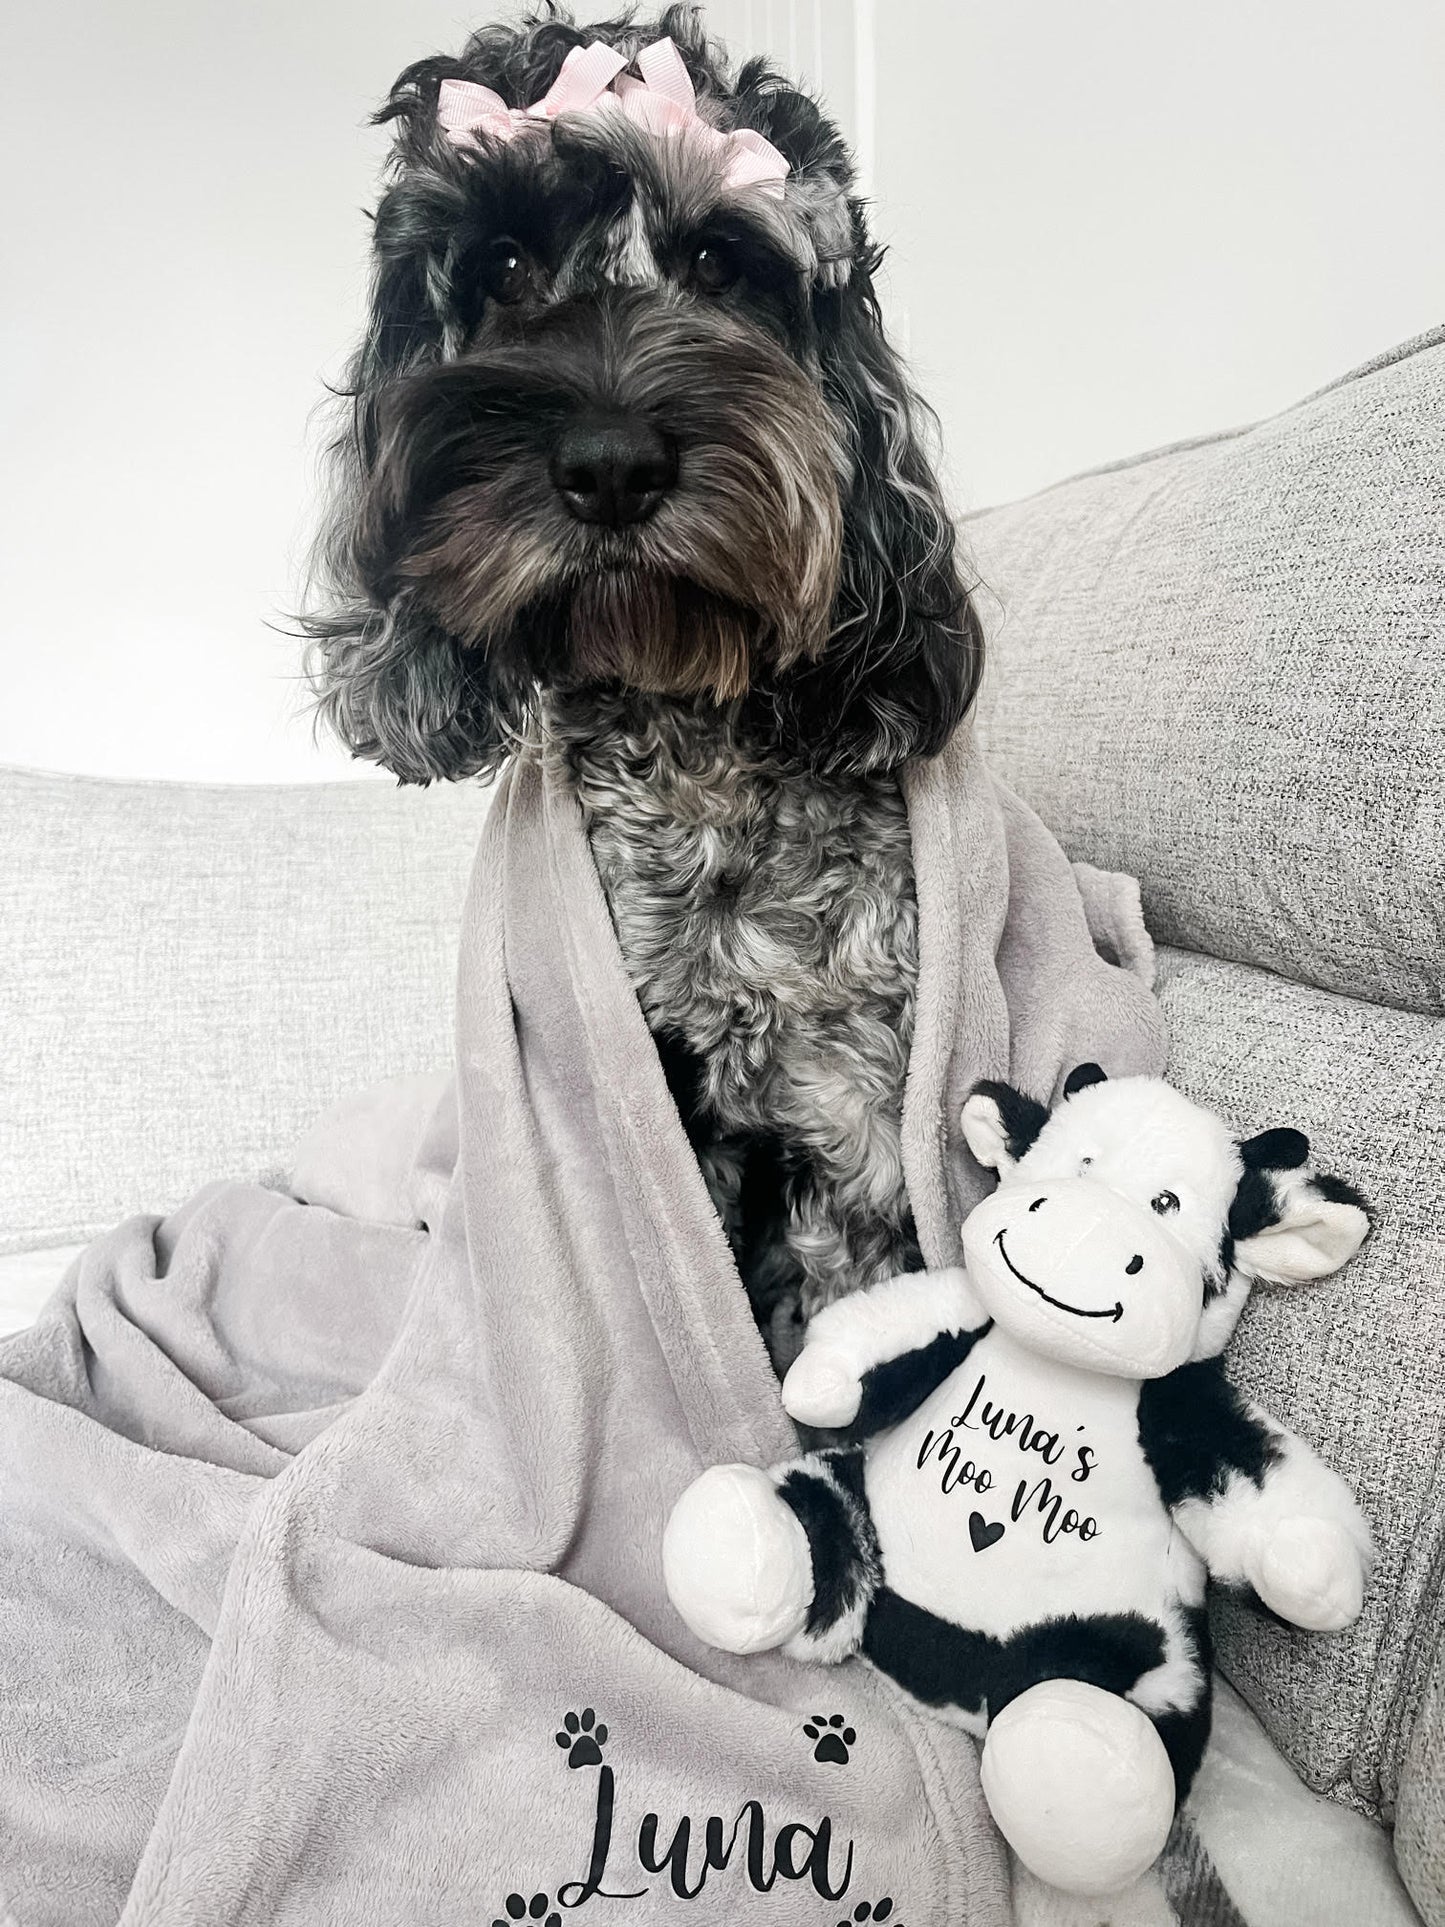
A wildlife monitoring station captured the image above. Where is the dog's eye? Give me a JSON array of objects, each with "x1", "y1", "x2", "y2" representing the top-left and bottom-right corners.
[
  {"x1": 1151, "y1": 1190, "x2": 1180, "y2": 1216},
  {"x1": 484, "y1": 240, "x2": 533, "y2": 305},
  {"x1": 689, "y1": 241, "x2": 738, "y2": 295}
]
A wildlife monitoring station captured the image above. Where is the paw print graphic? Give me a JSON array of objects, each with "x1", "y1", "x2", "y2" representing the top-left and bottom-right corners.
[
  {"x1": 834, "y1": 1902, "x2": 898, "y2": 1926},
  {"x1": 491, "y1": 1895, "x2": 560, "y2": 1927},
  {"x1": 803, "y1": 1711, "x2": 857, "y2": 1764},
  {"x1": 555, "y1": 1707, "x2": 609, "y2": 1769}
]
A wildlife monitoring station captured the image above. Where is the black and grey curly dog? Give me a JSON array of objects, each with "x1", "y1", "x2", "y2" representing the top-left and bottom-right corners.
[{"x1": 307, "y1": 4, "x2": 984, "y2": 1370}]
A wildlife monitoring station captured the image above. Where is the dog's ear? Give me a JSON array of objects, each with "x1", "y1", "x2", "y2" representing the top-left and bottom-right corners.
[
  {"x1": 304, "y1": 321, "x2": 518, "y2": 784},
  {"x1": 305, "y1": 594, "x2": 519, "y2": 786},
  {"x1": 304, "y1": 127, "x2": 520, "y2": 782},
  {"x1": 766, "y1": 229, "x2": 984, "y2": 774},
  {"x1": 355, "y1": 172, "x2": 467, "y2": 387},
  {"x1": 305, "y1": 371, "x2": 518, "y2": 785}
]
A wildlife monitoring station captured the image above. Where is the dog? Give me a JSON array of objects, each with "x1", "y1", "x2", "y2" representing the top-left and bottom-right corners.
[{"x1": 306, "y1": 4, "x2": 984, "y2": 1370}]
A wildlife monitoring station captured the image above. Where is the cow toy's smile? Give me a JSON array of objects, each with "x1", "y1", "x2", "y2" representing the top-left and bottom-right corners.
[{"x1": 992, "y1": 1229, "x2": 1124, "y2": 1322}]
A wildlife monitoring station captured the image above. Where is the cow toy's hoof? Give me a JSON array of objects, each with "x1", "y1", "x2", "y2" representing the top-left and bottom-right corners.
[
  {"x1": 662, "y1": 1464, "x2": 813, "y2": 1655},
  {"x1": 1251, "y1": 1517, "x2": 1365, "y2": 1631},
  {"x1": 981, "y1": 1679, "x2": 1175, "y2": 1896}
]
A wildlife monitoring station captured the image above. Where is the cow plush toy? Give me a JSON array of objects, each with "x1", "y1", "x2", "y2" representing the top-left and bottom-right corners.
[{"x1": 663, "y1": 1069, "x2": 1373, "y2": 1901}]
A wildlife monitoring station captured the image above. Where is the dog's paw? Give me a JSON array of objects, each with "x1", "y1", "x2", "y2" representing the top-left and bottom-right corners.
[
  {"x1": 803, "y1": 1711, "x2": 857, "y2": 1764},
  {"x1": 554, "y1": 1707, "x2": 608, "y2": 1768},
  {"x1": 492, "y1": 1894, "x2": 561, "y2": 1927}
]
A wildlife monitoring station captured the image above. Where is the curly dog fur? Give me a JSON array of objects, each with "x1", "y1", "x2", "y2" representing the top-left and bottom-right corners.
[{"x1": 306, "y1": 4, "x2": 983, "y2": 1367}]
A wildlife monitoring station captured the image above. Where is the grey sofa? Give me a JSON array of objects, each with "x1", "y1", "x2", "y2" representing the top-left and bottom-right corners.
[
  {"x1": 1, "y1": 328, "x2": 1439, "y2": 1924},
  {"x1": 0, "y1": 771, "x2": 489, "y2": 1275},
  {"x1": 970, "y1": 325, "x2": 1445, "y2": 1922}
]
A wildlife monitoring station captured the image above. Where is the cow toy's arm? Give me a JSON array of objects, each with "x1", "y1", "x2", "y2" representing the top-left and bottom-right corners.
[
  {"x1": 782, "y1": 1267, "x2": 990, "y2": 1438},
  {"x1": 1139, "y1": 1359, "x2": 1372, "y2": 1631}
]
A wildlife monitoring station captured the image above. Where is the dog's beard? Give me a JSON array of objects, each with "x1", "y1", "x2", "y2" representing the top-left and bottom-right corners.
[
  {"x1": 370, "y1": 293, "x2": 844, "y2": 706},
  {"x1": 565, "y1": 572, "x2": 756, "y2": 699},
  {"x1": 401, "y1": 495, "x2": 838, "y2": 703}
]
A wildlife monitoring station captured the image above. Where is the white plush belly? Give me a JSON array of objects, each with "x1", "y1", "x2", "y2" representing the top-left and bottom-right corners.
[{"x1": 865, "y1": 1329, "x2": 1200, "y2": 1638}]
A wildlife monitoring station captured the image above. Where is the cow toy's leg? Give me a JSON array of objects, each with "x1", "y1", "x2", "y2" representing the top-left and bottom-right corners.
[
  {"x1": 980, "y1": 1679, "x2": 1177, "y2": 1896},
  {"x1": 1010, "y1": 1856, "x2": 1179, "y2": 1927},
  {"x1": 663, "y1": 1448, "x2": 880, "y2": 1663}
]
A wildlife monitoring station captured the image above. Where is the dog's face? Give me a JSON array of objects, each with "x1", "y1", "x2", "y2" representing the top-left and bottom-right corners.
[{"x1": 308, "y1": 8, "x2": 982, "y2": 782}]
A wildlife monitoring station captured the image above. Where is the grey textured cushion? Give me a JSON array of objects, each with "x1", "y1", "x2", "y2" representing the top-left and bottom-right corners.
[
  {"x1": 969, "y1": 328, "x2": 1445, "y2": 1018},
  {"x1": 968, "y1": 331, "x2": 1445, "y2": 1893},
  {"x1": 1156, "y1": 945, "x2": 1443, "y2": 1818},
  {"x1": 0, "y1": 768, "x2": 490, "y2": 1252},
  {"x1": 1397, "y1": 1640, "x2": 1445, "y2": 1925}
]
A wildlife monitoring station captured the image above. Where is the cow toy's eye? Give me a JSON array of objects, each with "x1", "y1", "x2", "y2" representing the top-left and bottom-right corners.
[
  {"x1": 1151, "y1": 1190, "x2": 1180, "y2": 1215},
  {"x1": 1079, "y1": 1156, "x2": 1094, "y2": 1170}
]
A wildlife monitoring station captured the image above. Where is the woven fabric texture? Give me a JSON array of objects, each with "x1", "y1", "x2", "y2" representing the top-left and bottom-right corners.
[
  {"x1": 0, "y1": 768, "x2": 490, "y2": 1252},
  {"x1": 969, "y1": 335, "x2": 1445, "y2": 1906},
  {"x1": 969, "y1": 327, "x2": 1445, "y2": 1018},
  {"x1": 1396, "y1": 1640, "x2": 1445, "y2": 1926},
  {"x1": 1155, "y1": 944, "x2": 1444, "y2": 1823}
]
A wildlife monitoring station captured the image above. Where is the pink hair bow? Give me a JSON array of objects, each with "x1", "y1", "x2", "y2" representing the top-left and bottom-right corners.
[{"x1": 435, "y1": 37, "x2": 790, "y2": 199}]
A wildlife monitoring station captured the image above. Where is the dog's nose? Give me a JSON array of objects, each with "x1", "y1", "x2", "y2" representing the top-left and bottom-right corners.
[{"x1": 550, "y1": 416, "x2": 677, "y2": 527}]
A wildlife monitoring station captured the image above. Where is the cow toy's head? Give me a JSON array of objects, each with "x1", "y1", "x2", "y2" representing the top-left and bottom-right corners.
[{"x1": 959, "y1": 1067, "x2": 1371, "y2": 1379}]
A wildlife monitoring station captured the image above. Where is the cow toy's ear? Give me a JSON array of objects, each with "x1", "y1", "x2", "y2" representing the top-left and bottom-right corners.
[
  {"x1": 1230, "y1": 1136, "x2": 1372, "y2": 1285},
  {"x1": 1063, "y1": 1062, "x2": 1108, "y2": 1098},
  {"x1": 1239, "y1": 1127, "x2": 1310, "y2": 1171},
  {"x1": 961, "y1": 1079, "x2": 1050, "y2": 1174}
]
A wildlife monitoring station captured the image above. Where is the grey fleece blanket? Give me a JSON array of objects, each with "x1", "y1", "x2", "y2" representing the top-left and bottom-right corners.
[{"x1": 0, "y1": 726, "x2": 1163, "y2": 1926}]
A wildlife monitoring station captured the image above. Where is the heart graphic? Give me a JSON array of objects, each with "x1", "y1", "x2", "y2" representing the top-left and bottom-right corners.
[{"x1": 969, "y1": 1511, "x2": 1005, "y2": 1553}]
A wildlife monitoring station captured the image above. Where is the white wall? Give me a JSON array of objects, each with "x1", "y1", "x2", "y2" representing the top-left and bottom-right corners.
[
  {"x1": 871, "y1": 0, "x2": 1445, "y2": 511},
  {"x1": 1, "y1": 0, "x2": 1440, "y2": 781},
  {"x1": 1, "y1": 0, "x2": 489, "y2": 783}
]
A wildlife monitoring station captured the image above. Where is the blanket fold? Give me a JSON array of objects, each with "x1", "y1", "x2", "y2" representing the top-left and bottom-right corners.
[{"x1": 0, "y1": 726, "x2": 1163, "y2": 1926}]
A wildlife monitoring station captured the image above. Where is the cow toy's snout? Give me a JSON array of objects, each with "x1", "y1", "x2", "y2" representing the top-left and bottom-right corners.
[{"x1": 961, "y1": 1177, "x2": 1205, "y2": 1379}]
